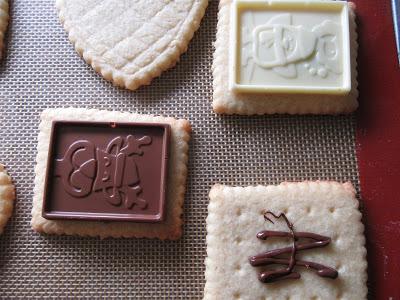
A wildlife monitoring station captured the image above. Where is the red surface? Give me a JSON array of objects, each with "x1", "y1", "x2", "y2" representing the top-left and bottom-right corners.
[{"x1": 354, "y1": 0, "x2": 400, "y2": 299}]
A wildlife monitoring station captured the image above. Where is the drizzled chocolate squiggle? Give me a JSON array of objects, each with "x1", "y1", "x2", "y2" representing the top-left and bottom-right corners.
[{"x1": 249, "y1": 212, "x2": 338, "y2": 283}]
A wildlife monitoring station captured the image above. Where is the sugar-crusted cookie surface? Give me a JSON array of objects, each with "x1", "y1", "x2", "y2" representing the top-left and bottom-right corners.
[
  {"x1": 32, "y1": 108, "x2": 191, "y2": 239},
  {"x1": 205, "y1": 182, "x2": 367, "y2": 299},
  {"x1": 212, "y1": 0, "x2": 359, "y2": 115},
  {"x1": 56, "y1": 0, "x2": 208, "y2": 90},
  {"x1": 0, "y1": 0, "x2": 9, "y2": 59},
  {"x1": 0, "y1": 164, "x2": 15, "y2": 235}
]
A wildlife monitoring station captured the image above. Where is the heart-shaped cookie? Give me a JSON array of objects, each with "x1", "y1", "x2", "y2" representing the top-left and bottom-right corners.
[
  {"x1": 56, "y1": 0, "x2": 208, "y2": 90},
  {"x1": 0, "y1": 0, "x2": 9, "y2": 59}
]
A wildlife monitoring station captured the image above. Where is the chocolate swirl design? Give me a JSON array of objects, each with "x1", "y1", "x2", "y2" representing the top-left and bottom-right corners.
[{"x1": 249, "y1": 211, "x2": 338, "y2": 283}]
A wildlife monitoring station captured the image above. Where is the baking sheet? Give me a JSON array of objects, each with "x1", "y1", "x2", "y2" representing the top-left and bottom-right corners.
[{"x1": 0, "y1": 0, "x2": 359, "y2": 298}]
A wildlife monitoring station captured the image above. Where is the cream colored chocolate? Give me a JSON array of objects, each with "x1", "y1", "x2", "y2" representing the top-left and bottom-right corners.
[
  {"x1": 0, "y1": 0, "x2": 9, "y2": 59},
  {"x1": 56, "y1": 0, "x2": 208, "y2": 90},
  {"x1": 0, "y1": 164, "x2": 15, "y2": 235},
  {"x1": 231, "y1": 0, "x2": 351, "y2": 94},
  {"x1": 213, "y1": 0, "x2": 358, "y2": 115},
  {"x1": 204, "y1": 182, "x2": 367, "y2": 299},
  {"x1": 32, "y1": 108, "x2": 191, "y2": 240}
]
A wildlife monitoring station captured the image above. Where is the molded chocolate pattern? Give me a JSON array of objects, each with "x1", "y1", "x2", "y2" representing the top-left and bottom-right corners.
[{"x1": 42, "y1": 121, "x2": 170, "y2": 222}]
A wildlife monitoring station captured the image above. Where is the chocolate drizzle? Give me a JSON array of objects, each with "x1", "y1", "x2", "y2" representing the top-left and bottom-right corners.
[{"x1": 249, "y1": 211, "x2": 338, "y2": 283}]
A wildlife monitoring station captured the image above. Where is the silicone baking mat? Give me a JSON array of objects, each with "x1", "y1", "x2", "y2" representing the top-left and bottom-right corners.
[{"x1": 0, "y1": 0, "x2": 359, "y2": 298}]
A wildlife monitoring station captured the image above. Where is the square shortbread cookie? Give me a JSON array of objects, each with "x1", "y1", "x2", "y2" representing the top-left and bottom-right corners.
[
  {"x1": 212, "y1": 0, "x2": 359, "y2": 115},
  {"x1": 204, "y1": 182, "x2": 367, "y2": 299},
  {"x1": 31, "y1": 108, "x2": 191, "y2": 240}
]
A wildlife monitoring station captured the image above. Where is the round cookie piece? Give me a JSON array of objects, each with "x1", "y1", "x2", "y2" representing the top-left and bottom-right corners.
[
  {"x1": 0, "y1": 164, "x2": 15, "y2": 234},
  {"x1": 0, "y1": 0, "x2": 9, "y2": 59},
  {"x1": 56, "y1": 0, "x2": 208, "y2": 90}
]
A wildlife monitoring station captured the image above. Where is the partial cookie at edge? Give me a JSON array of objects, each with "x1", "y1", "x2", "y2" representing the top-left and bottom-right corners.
[
  {"x1": 0, "y1": 164, "x2": 15, "y2": 235},
  {"x1": 0, "y1": 0, "x2": 9, "y2": 59},
  {"x1": 31, "y1": 107, "x2": 191, "y2": 240}
]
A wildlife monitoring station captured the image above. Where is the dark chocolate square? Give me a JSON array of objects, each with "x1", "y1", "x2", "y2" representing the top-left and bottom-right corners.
[{"x1": 42, "y1": 121, "x2": 170, "y2": 222}]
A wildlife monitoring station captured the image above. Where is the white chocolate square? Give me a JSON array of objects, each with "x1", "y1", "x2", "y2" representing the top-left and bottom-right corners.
[{"x1": 230, "y1": 0, "x2": 351, "y2": 95}]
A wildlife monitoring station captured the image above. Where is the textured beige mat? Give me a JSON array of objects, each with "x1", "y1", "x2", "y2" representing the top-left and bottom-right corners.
[{"x1": 0, "y1": 0, "x2": 358, "y2": 298}]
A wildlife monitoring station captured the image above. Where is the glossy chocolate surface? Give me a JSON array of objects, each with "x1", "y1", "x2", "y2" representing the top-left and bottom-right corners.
[
  {"x1": 42, "y1": 121, "x2": 170, "y2": 222},
  {"x1": 249, "y1": 212, "x2": 338, "y2": 283}
]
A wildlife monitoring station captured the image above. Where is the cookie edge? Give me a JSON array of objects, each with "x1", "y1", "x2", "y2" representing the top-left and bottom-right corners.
[
  {"x1": 0, "y1": 0, "x2": 9, "y2": 59},
  {"x1": 0, "y1": 163, "x2": 16, "y2": 235}
]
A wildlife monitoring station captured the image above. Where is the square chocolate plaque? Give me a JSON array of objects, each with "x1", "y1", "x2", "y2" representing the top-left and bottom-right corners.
[
  {"x1": 42, "y1": 121, "x2": 170, "y2": 222},
  {"x1": 230, "y1": 0, "x2": 351, "y2": 94}
]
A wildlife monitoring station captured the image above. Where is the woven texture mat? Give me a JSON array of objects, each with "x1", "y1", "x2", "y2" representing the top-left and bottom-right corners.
[{"x1": 0, "y1": 1, "x2": 359, "y2": 298}]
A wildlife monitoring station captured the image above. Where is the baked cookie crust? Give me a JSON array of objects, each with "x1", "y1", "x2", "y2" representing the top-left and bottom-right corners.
[{"x1": 56, "y1": 0, "x2": 208, "y2": 90}]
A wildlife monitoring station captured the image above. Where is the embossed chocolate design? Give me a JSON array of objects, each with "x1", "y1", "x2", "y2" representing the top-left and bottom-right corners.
[
  {"x1": 42, "y1": 121, "x2": 170, "y2": 222},
  {"x1": 230, "y1": 0, "x2": 351, "y2": 94},
  {"x1": 245, "y1": 14, "x2": 342, "y2": 79},
  {"x1": 249, "y1": 211, "x2": 338, "y2": 283},
  {"x1": 54, "y1": 135, "x2": 152, "y2": 209}
]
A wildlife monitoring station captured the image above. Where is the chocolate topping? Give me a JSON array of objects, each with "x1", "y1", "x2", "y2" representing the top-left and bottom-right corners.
[
  {"x1": 42, "y1": 121, "x2": 170, "y2": 222},
  {"x1": 249, "y1": 211, "x2": 338, "y2": 283}
]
